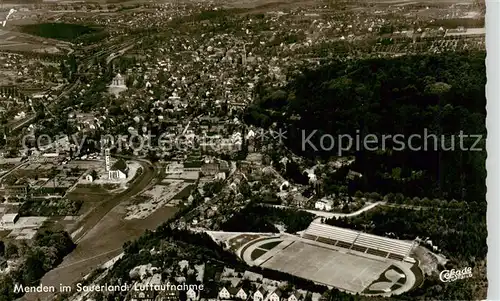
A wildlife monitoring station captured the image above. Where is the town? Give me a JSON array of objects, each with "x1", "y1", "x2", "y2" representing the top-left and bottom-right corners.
[{"x1": 0, "y1": 1, "x2": 487, "y2": 301}]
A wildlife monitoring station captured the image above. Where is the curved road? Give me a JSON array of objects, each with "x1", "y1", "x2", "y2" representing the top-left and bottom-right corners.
[
  {"x1": 22, "y1": 159, "x2": 157, "y2": 301},
  {"x1": 265, "y1": 202, "x2": 384, "y2": 220}
]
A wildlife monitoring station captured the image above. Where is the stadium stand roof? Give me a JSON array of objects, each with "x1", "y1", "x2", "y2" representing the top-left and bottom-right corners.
[{"x1": 302, "y1": 223, "x2": 415, "y2": 259}]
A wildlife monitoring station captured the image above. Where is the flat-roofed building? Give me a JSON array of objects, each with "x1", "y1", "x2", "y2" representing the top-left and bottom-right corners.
[{"x1": 1, "y1": 213, "x2": 19, "y2": 227}]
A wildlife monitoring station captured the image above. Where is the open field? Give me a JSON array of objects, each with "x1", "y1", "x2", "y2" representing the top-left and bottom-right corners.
[
  {"x1": 251, "y1": 248, "x2": 267, "y2": 260},
  {"x1": 19, "y1": 23, "x2": 101, "y2": 42},
  {"x1": 261, "y1": 240, "x2": 390, "y2": 292},
  {"x1": 260, "y1": 240, "x2": 281, "y2": 250},
  {"x1": 71, "y1": 184, "x2": 119, "y2": 195},
  {"x1": 0, "y1": 28, "x2": 65, "y2": 53},
  {"x1": 66, "y1": 191, "x2": 113, "y2": 211}
]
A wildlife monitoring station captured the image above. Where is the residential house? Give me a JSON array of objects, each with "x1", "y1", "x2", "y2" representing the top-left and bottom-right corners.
[
  {"x1": 288, "y1": 291, "x2": 302, "y2": 301},
  {"x1": 201, "y1": 162, "x2": 219, "y2": 176},
  {"x1": 155, "y1": 289, "x2": 179, "y2": 301},
  {"x1": 129, "y1": 289, "x2": 155, "y2": 301},
  {"x1": 14, "y1": 111, "x2": 26, "y2": 120},
  {"x1": 166, "y1": 162, "x2": 184, "y2": 174},
  {"x1": 84, "y1": 174, "x2": 94, "y2": 182},
  {"x1": 233, "y1": 287, "x2": 248, "y2": 300},
  {"x1": 253, "y1": 286, "x2": 267, "y2": 301},
  {"x1": 314, "y1": 198, "x2": 333, "y2": 211},
  {"x1": 215, "y1": 172, "x2": 226, "y2": 180},
  {"x1": 267, "y1": 289, "x2": 282, "y2": 301},
  {"x1": 218, "y1": 287, "x2": 231, "y2": 300},
  {"x1": 186, "y1": 287, "x2": 198, "y2": 300},
  {"x1": 280, "y1": 181, "x2": 290, "y2": 191}
]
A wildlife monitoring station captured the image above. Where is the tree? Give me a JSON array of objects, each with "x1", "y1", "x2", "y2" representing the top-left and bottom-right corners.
[
  {"x1": 91, "y1": 170, "x2": 99, "y2": 180},
  {"x1": 0, "y1": 275, "x2": 16, "y2": 301},
  {"x1": 112, "y1": 159, "x2": 127, "y2": 172},
  {"x1": 59, "y1": 61, "x2": 69, "y2": 79},
  {"x1": 4, "y1": 243, "x2": 18, "y2": 259}
]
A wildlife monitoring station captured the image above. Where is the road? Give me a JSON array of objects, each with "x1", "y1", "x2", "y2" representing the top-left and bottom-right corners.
[
  {"x1": 265, "y1": 200, "x2": 460, "y2": 221},
  {"x1": 265, "y1": 202, "x2": 384, "y2": 220},
  {"x1": 22, "y1": 159, "x2": 157, "y2": 301},
  {"x1": 0, "y1": 160, "x2": 27, "y2": 182},
  {"x1": 10, "y1": 114, "x2": 36, "y2": 132}
]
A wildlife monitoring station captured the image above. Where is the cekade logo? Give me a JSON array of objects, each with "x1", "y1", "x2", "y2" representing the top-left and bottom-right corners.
[{"x1": 439, "y1": 267, "x2": 473, "y2": 282}]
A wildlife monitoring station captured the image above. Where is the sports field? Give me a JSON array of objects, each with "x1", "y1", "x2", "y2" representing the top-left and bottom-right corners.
[{"x1": 261, "y1": 241, "x2": 391, "y2": 292}]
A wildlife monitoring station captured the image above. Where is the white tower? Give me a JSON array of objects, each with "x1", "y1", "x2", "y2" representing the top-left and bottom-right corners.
[{"x1": 104, "y1": 148, "x2": 111, "y2": 172}]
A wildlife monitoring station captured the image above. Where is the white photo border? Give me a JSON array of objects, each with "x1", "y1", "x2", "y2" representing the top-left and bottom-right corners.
[{"x1": 486, "y1": 0, "x2": 499, "y2": 300}]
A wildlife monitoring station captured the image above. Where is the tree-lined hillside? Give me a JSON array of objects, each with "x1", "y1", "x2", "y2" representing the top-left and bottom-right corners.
[{"x1": 245, "y1": 52, "x2": 486, "y2": 201}]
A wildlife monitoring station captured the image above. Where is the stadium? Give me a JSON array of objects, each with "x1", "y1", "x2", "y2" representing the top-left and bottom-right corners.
[{"x1": 216, "y1": 222, "x2": 424, "y2": 296}]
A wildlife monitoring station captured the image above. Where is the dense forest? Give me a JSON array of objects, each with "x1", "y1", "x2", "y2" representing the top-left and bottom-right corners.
[
  {"x1": 220, "y1": 202, "x2": 315, "y2": 233},
  {"x1": 0, "y1": 227, "x2": 75, "y2": 301},
  {"x1": 245, "y1": 52, "x2": 486, "y2": 202}
]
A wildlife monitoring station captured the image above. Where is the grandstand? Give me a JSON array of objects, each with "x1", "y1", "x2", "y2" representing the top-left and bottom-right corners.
[{"x1": 302, "y1": 223, "x2": 416, "y2": 262}]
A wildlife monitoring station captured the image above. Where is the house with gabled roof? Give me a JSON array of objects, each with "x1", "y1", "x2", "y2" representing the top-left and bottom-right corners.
[
  {"x1": 155, "y1": 289, "x2": 179, "y2": 301},
  {"x1": 287, "y1": 291, "x2": 302, "y2": 301},
  {"x1": 129, "y1": 289, "x2": 155, "y2": 301},
  {"x1": 219, "y1": 285, "x2": 248, "y2": 300},
  {"x1": 253, "y1": 286, "x2": 267, "y2": 301},
  {"x1": 186, "y1": 287, "x2": 198, "y2": 300},
  {"x1": 233, "y1": 287, "x2": 248, "y2": 300},
  {"x1": 218, "y1": 286, "x2": 231, "y2": 300},
  {"x1": 267, "y1": 288, "x2": 282, "y2": 301}
]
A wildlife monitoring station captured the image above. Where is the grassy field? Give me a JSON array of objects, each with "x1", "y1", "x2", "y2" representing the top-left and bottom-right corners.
[
  {"x1": 20, "y1": 23, "x2": 101, "y2": 42},
  {"x1": 72, "y1": 184, "x2": 118, "y2": 195},
  {"x1": 411, "y1": 260, "x2": 425, "y2": 289},
  {"x1": 261, "y1": 241, "x2": 391, "y2": 293},
  {"x1": 363, "y1": 265, "x2": 406, "y2": 294},
  {"x1": 173, "y1": 184, "x2": 195, "y2": 199},
  {"x1": 250, "y1": 248, "x2": 267, "y2": 260},
  {"x1": 66, "y1": 191, "x2": 112, "y2": 203},
  {"x1": 260, "y1": 240, "x2": 281, "y2": 250}
]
